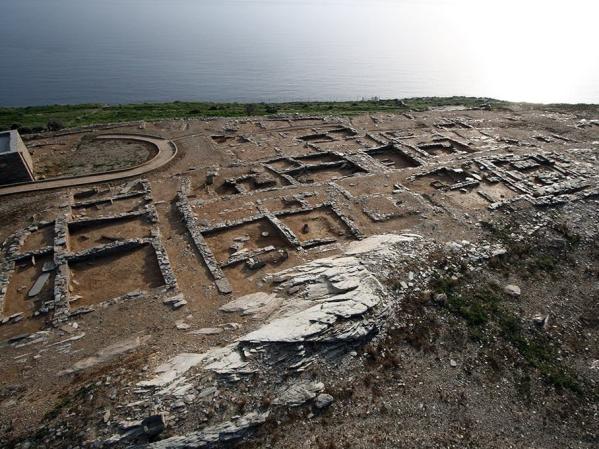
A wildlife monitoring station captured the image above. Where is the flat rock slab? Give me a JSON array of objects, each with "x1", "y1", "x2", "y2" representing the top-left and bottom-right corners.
[
  {"x1": 59, "y1": 335, "x2": 150, "y2": 375},
  {"x1": 215, "y1": 278, "x2": 233, "y2": 295},
  {"x1": 163, "y1": 294, "x2": 187, "y2": 309},
  {"x1": 176, "y1": 321, "x2": 191, "y2": 330},
  {"x1": 219, "y1": 292, "x2": 280, "y2": 317},
  {"x1": 345, "y1": 233, "x2": 420, "y2": 255},
  {"x1": 190, "y1": 327, "x2": 223, "y2": 335},
  {"x1": 138, "y1": 353, "x2": 206, "y2": 387},
  {"x1": 274, "y1": 381, "x2": 325, "y2": 407},
  {"x1": 28, "y1": 272, "x2": 51, "y2": 297}
]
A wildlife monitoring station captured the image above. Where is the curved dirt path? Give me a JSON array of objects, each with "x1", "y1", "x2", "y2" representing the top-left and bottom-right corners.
[{"x1": 0, "y1": 134, "x2": 177, "y2": 197}]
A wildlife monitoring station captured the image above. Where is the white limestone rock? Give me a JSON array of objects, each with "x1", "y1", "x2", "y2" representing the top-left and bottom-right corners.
[
  {"x1": 219, "y1": 292, "x2": 281, "y2": 318},
  {"x1": 190, "y1": 327, "x2": 224, "y2": 335},
  {"x1": 504, "y1": 284, "x2": 521, "y2": 297},
  {"x1": 274, "y1": 381, "x2": 325, "y2": 407},
  {"x1": 345, "y1": 233, "x2": 420, "y2": 255},
  {"x1": 138, "y1": 353, "x2": 205, "y2": 388}
]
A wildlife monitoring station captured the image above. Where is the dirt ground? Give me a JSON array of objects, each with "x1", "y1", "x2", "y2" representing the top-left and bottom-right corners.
[
  {"x1": 0, "y1": 105, "x2": 598, "y2": 448},
  {"x1": 29, "y1": 136, "x2": 156, "y2": 179}
]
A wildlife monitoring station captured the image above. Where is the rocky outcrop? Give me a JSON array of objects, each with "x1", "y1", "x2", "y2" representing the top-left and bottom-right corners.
[
  {"x1": 134, "y1": 412, "x2": 270, "y2": 449},
  {"x1": 140, "y1": 234, "x2": 420, "y2": 390}
]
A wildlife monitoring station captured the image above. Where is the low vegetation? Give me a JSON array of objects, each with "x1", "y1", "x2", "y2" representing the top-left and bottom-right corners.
[
  {"x1": 423, "y1": 218, "x2": 594, "y2": 397},
  {"x1": 0, "y1": 97, "x2": 505, "y2": 133},
  {"x1": 433, "y1": 277, "x2": 584, "y2": 394}
]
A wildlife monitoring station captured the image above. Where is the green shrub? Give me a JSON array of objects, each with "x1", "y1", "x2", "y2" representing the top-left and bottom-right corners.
[
  {"x1": 244, "y1": 104, "x2": 258, "y2": 115},
  {"x1": 46, "y1": 119, "x2": 64, "y2": 131}
]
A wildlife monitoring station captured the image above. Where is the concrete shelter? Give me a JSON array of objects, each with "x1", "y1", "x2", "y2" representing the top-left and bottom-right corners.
[{"x1": 0, "y1": 130, "x2": 35, "y2": 184}]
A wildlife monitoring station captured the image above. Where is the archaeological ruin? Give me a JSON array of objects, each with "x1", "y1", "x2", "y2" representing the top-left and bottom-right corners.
[{"x1": 0, "y1": 106, "x2": 598, "y2": 448}]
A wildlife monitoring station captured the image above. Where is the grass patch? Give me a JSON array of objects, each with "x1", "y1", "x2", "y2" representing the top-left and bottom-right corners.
[
  {"x1": 0, "y1": 97, "x2": 507, "y2": 133},
  {"x1": 447, "y1": 288, "x2": 498, "y2": 328},
  {"x1": 433, "y1": 275, "x2": 584, "y2": 395},
  {"x1": 480, "y1": 220, "x2": 581, "y2": 278}
]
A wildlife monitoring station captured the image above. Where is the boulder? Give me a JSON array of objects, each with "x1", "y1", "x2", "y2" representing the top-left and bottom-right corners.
[
  {"x1": 314, "y1": 393, "x2": 334, "y2": 409},
  {"x1": 274, "y1": 381, "x2": 325, "y2": 407},
  {"x1": 504, "y1": 284, "x2": 521, "y2": 297},
  {"x1": 142, "y1": 414, "x2": 166, "y2": 439}
]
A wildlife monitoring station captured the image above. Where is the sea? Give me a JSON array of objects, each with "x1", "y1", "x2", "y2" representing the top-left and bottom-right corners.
[{"x1": 1, "y1": 0, "x2": 598, "y2": 106}]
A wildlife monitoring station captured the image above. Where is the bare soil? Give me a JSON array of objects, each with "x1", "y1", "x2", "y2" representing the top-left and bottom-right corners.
[
  {"x1": 30, "y1": 137, "x2": 156, "y2": 180},
  {"x1": 69, "y1": 245, "x2": 164, "y2": 306},
  {"x1": 68, "y1": 216, "x2": 153, "y2": 252}
]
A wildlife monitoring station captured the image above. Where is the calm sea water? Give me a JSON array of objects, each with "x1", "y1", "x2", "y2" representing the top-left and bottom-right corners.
[{"x1": 1, "y1": 0, "x2": 598, "y2": 107}]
